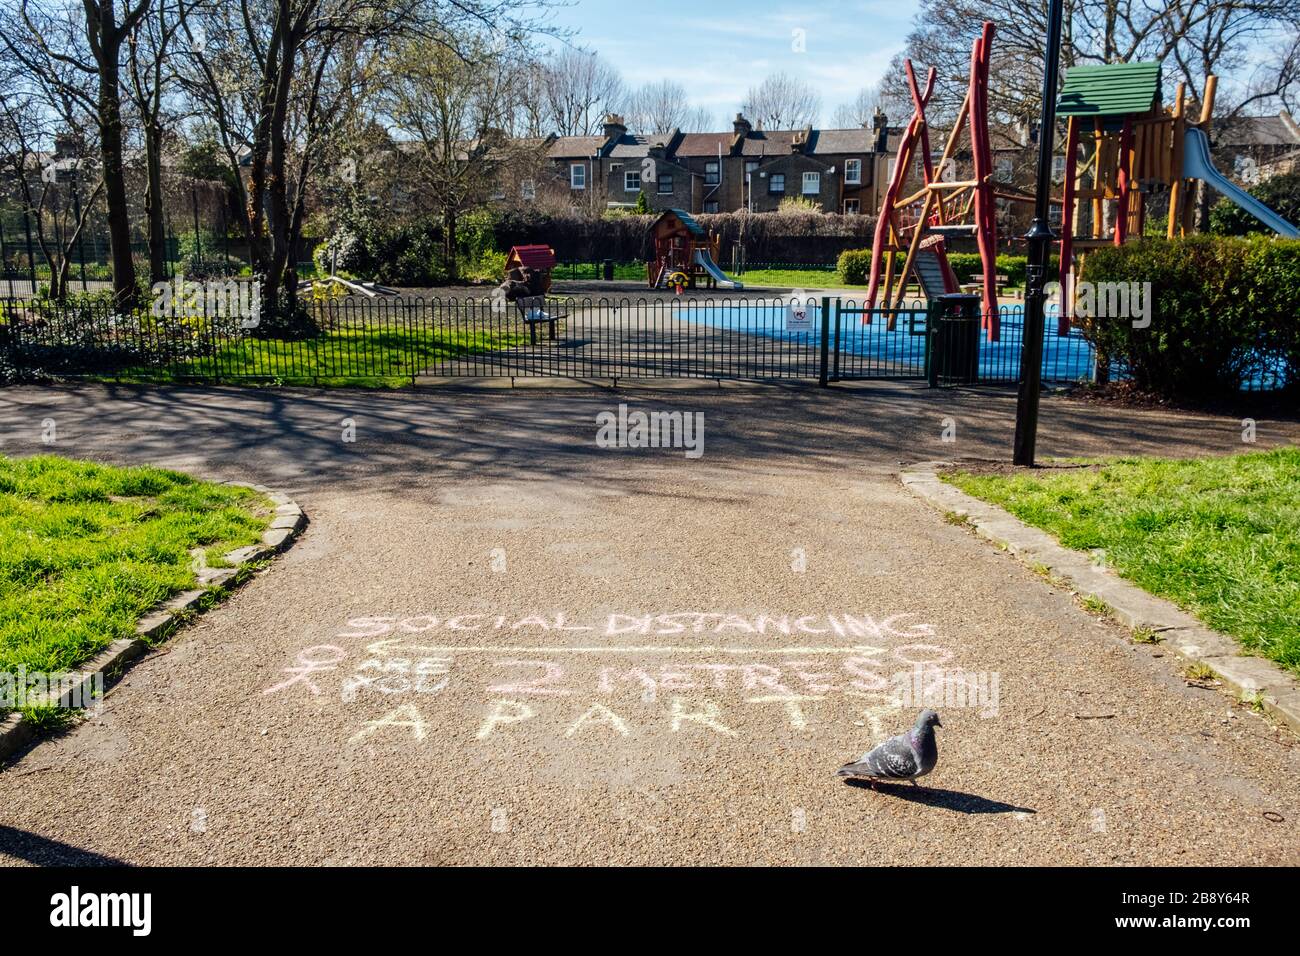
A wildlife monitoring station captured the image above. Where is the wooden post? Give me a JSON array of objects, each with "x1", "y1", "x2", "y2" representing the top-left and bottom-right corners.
[
  {"x1": 1114, "y1": 119, "x2": 1132, "y2": 246},
  {"x1": 1057, "y1": 116, "x2": 1079, "y2": 335},
  {"x1": 865, "y1": 71, "x2": 931, "y2": 314},
  {"x1": 971, "y1": 22, "x2": 999, "y2": 340},
  {"x1": 1187, "y1": 75, "x2": 1219, "y2": 233},
  {"x1": 1167, "y1": 83, "x2": 1186, "y2": 239},
  {"x1": 1091, "y1": 119, "x2": 1105, "y2": 240}
]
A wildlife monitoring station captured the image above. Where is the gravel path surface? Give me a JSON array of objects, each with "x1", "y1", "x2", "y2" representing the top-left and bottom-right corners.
[{"x1": 1, "y1": 381, "x2": 1297, "y2": 865}]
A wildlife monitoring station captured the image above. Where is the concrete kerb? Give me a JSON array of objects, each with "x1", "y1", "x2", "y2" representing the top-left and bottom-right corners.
[
  {"x1": 901, "y1": 461, "x2": 1300, "y2": 736},
  {"x1": 0, "y1": 479, "x2": 306, "y2": 763}
]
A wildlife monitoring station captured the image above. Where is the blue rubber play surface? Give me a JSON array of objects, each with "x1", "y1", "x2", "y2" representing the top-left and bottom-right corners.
[{"x1": 672, "y1": 299, "x2": 1111, "y2": 382}]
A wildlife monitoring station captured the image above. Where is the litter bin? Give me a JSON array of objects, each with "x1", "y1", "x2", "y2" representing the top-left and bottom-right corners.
[
  {"x1": 602, "y1": 259, "x2": 614, "y2": 281},
  {"x1": 927, "y1": 293, "x2": 981, "y2": 387}
]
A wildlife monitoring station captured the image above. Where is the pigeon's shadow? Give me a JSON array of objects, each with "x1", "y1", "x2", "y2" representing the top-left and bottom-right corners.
[
  {"x1": 841, "y1": 779, "x2": 1036, "y2": 815},
  {"x1": 0, "y1": 824, "x2": 127, "y2": 865}
]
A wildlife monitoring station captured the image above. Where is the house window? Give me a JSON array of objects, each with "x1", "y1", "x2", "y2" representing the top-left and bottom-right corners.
[
  {"x1": 843, "y1": 198, "x2": 860, "y2": 214},
  {"x1": 703, "y1": 200, "x2": 719, "y2": 213},
  {"x1": 704, "y1": 160, "x2": 720, "y2": 185},
  {"x1": 624, "y1": 170, "x2": 640, "y2": 192},
  {"x1": 844, "y1": 159, "x2": 861, "y2": 184},
  {"x1": 769, "y1": 173, "x2": 785, "y2": 194},
  {"x1": 520, "y1": 180, "x2": 535, "y2": 201},
  {"x1": 802, "y1": 171, "x2": 820, "y2": 195},
  {"x1": 657, "y1": 173, "x2": 673, "y2": 194},
  {"x1": 1051, "y1": 155, "x2": 1066, "y2": 183},
  {"x1": 996, "y1": 158, "x2": 1013, "y2": 180},
  {"x1": 570, "y1": 164, "x2": 585, "y2": 189},
  {"x1": 745, "y1": 160, "x2": 759, "y2": 176}
]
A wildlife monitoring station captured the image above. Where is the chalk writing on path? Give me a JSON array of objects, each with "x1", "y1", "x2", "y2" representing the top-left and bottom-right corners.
[
  {"x1": 337, "y1": 612, "x2": 936, "y2": 640},
  {"x1": 261, "y1": 611, "x2": 996, "y2": 744}
]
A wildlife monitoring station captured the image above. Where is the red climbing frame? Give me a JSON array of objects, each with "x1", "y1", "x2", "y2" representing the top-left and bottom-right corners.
[{"x1": 866, "y1": 21, "x2": 1006, "y2": 341}]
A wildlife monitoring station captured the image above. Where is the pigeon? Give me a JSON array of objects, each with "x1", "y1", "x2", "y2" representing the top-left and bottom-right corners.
[{"x1": 837, "y1": 710, "x2": 942, "y2": 787}]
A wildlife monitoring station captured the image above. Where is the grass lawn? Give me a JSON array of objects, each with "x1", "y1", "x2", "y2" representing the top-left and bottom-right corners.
[
  {"x1": 0, "y1": 455, "x2": 273, "y2": 722},
  {"x1": 727, "y1": 268, "x2": 861, "y2": 290},
  {"x1": 943, "y1": 448, "x2": 1300, "y2": 674},
  {"x1": 109, "y1": 324, "x2": 520, "y2": 388}
]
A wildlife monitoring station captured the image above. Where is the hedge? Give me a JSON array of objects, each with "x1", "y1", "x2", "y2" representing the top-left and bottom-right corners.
[
  {"x1": 495, "y1": 210, "x2": 878, "y2": 265},
  {"x1": 837, "y1": 249, "x2": 1058, "y2": 288},
  {"x1": 1080, "y1": 235, "x2": 1300, "y2": 397}
]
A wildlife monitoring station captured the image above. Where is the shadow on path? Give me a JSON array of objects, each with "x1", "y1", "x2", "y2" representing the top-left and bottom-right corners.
[
  {"x1": 841, "y1": 779, "x2": 1037, "y2": 815},
  {"x1": 0, "y1": 824, "x2": 127, "y2": 866},
  {"x1": 4, "y1": 381, "x2": 1295, "y2": 500}
]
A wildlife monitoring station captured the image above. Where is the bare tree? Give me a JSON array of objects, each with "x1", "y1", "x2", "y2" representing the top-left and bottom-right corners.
[
  {"x1": 831, "y1": 86, "x2": 882, "y2": 127},
  {"x1": 741, "y1": 72, "x2": 821, "y2": 130},
  {"x1": 624, "y1": 80, "x2": 713, "y2": 133},
  {"x1": 1168, "y1": 3, "x2": 1300, "y2": 117},
  {"x1": 383, "y1": 32, "x2": 519, "y2": 279},
  {"x1": 504, "y1": 59, "x2": 551, "y2": 138},
  {"x1": 891, "y1": 0, "x2": 1300, "y2": 126},
  {"x1": 5, "y1": 0, "x2": 152, "y2": 310},
  {"x1": 0, "y1": 66, "x2": 105, "y2": 302},
  {"x1": 177, "y1": 0, "x2": 415, "y2": 320},
  {"x1": 541, "y1": 47, "x2": 625, "y2": 136},
  {"x1": 126, "y1": 0, "x2": 195, "y2": 284}
]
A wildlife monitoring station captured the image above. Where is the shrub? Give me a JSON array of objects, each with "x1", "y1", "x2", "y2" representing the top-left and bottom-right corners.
[
  {"x1": 460, "y1": 248, "x2": 506, "y2": 283},
  {"x1": 1080, "y1": 235, "x2": 1300, "y2": 398},
  {"x1": 837, "y1": 248, "x2": 872, "y2": 284},
  {"x1": 777, "y1": 196, "x2": 822, "y2": 214},
  {"x1": 316, "y1": 217, "x2": 449, "y2": 286},
  {"x1": 1209, "y1": 172, "x2": 1300, "y2": 237},
  {"x1": 947, "y1": 252, "x2": 982, "y2": 282},
  {"x1": 176, "y1": 230, "x2": 239, "y2": 276},
  {"x1": 947, "y1": 253, "x2": 1057, "y2": 286},
  {"x1": 836, "y1": 249, "x2": 1057, "y2": 288}
]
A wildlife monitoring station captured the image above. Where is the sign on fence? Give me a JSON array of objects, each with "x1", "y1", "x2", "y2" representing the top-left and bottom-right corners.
[{"x1": 785, "y1": 299, "x2": 813, "y2": 332}]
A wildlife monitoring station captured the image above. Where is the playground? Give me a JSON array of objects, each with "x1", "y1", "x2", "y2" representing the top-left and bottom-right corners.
[
  {"x1": 864, "y1": 22, "x2": 1298, "y2": 345},
  {"x1": 6, "y1": 0, "x2": 1300, "y2": 915}
]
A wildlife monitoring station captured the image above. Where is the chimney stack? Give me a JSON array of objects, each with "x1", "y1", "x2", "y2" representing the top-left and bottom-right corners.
[{"x1": 602, "y1": 114, "x2": 627, "y2": 141}]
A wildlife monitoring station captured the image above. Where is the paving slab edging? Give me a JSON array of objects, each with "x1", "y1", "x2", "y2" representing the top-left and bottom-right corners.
[
  {"x1": 0, "y1": 480, "x2": 306, "y2": 763},
  {"x1": 901, "y1": 461, "x2": 1300, "y2": 736}
]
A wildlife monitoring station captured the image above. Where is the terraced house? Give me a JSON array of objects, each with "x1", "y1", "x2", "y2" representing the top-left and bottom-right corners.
[{"x1": 535, "y1": 112, "x2": 895, "y2": 215}]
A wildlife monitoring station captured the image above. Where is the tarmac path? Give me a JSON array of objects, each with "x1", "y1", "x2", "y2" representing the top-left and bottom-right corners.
[{"x1": 1, "y1": 381, "x2": 1297, "y2": 865}]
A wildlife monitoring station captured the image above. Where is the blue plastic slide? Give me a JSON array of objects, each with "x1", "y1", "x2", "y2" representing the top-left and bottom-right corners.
[{"x1": 1182, "y1": 128, "x2": 1299, "y2": 238}]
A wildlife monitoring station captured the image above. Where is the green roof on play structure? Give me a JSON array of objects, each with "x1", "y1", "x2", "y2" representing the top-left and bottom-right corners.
[
  {"x1": 1057, "y1": 62, "x2": 1162, "y2": 117},
  {"x1": 666, "y1": 208, "x2": 706, "y2": 237}
]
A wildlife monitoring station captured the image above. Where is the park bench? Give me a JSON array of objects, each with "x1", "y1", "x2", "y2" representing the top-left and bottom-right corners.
[
  {"x1": 515, "y1": 295, "x2": 567, "y2": 345},
  {"x1": 960, "y1": 273, "x2": 1011, "y2": 297}
]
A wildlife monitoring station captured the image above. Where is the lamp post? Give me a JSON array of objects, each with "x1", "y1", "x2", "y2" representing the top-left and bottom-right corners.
[{"x1": 1012, "y1": 0, "x2": 1067, "y2": 466}]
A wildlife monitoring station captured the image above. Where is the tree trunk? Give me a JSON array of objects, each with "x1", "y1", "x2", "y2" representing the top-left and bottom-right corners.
[
  {"x1": 444, "y1": 209, "x2": 458, "y2": 283},
  {"x1": 96, "y1": 32, "x2": 139, "y2": 312},
  {"x1": 261, "y1": 14, "x2": 298, "y2": 321},
  {"x1": 55, "y1": 258, "x2": 72, "y2": 303},
  {"x1": 144, "y1": 121, "x2": 167, "y2": 283}
]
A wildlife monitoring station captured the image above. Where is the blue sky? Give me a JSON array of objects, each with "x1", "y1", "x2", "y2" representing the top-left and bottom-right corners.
[{"x1": 544, "y1": 0, "x2": 917, "y2": 127}]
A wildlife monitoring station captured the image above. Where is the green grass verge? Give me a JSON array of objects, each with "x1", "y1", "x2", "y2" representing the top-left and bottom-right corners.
[
  {"x1": 727, "y1": 268, "x2": 862, "y2": 290},
  {"x1": 105, "y1": 325, "x2": 520, "y2": 388},
  {"x1": 0, "y1": 455, "x2": 274, "y2": 725},
  {"x1": 942, "y1": 448, "x2": 1300, "y2": 674}
]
